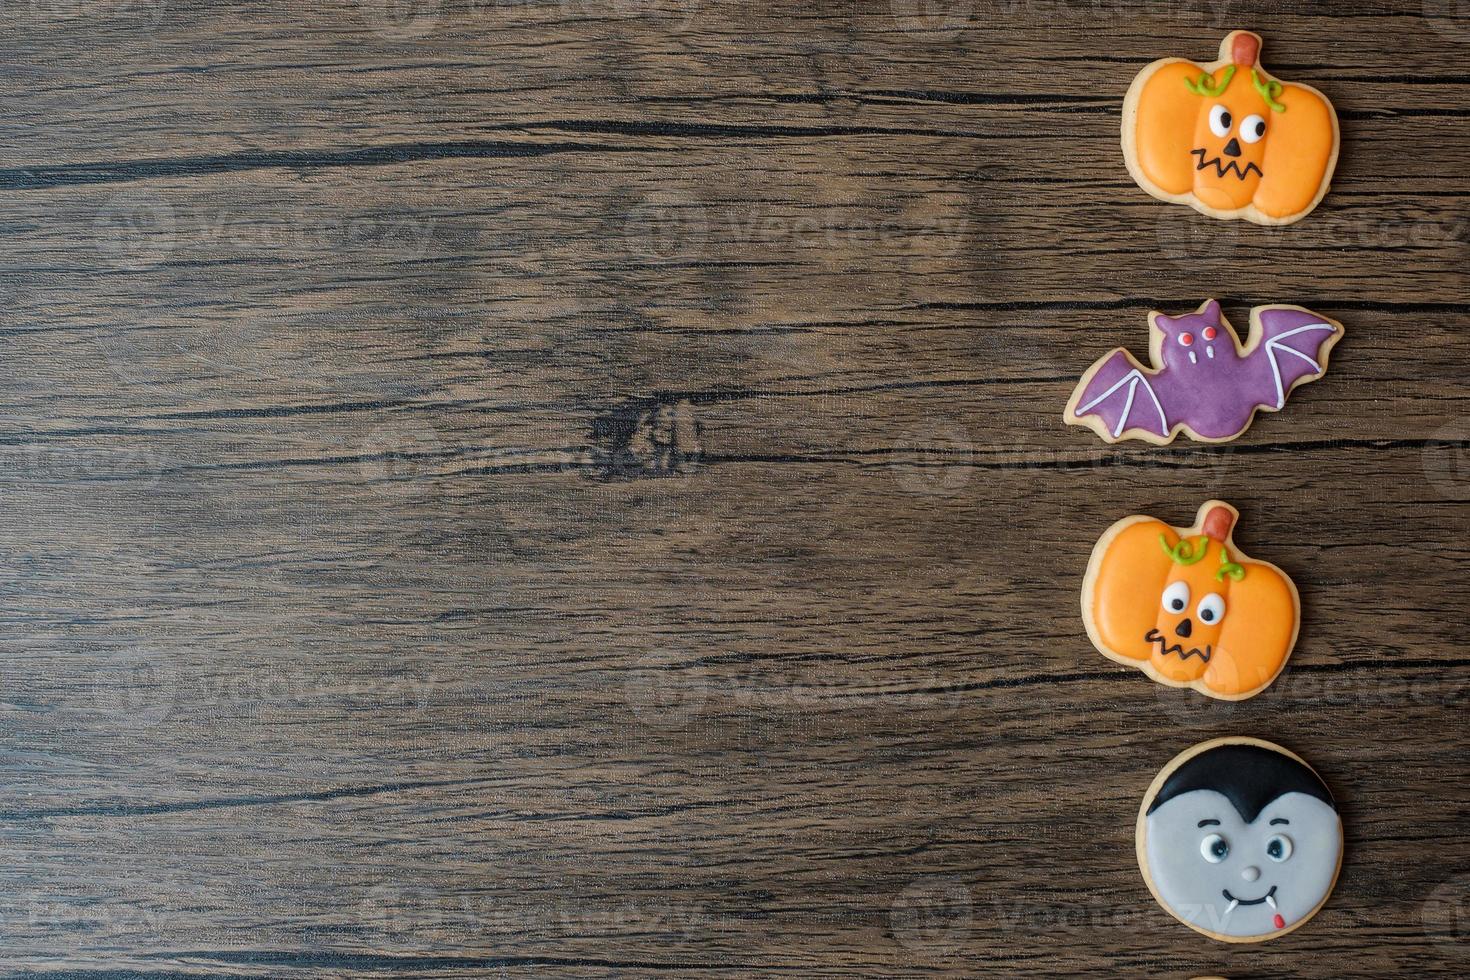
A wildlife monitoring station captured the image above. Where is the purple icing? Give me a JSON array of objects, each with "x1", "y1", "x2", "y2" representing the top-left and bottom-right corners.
[{"x1": 1069, "y1": 301, "x2": 1341, "y2": 442}]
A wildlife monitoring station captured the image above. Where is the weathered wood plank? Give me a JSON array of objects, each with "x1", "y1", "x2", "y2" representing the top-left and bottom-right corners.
[{"x1": 0, "y1": 0, "x2": 1467, "y2": 976}]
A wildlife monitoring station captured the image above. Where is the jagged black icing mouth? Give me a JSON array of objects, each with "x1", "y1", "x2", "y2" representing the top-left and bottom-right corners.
[
  {"x1": 1191, "y1": 147, "x2": 1263, "y2": 181},
  {"x1": 1145, "y1": 628, "x2": 1211, "y2": 663}
]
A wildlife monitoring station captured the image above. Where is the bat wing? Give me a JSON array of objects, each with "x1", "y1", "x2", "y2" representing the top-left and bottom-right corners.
[
  {"x1": 1253, "y1": 306, "x2": 1343, "y2": 411},
  {"x1": 1067, "y1": 349, "x2": 1170, "y2": 441}
]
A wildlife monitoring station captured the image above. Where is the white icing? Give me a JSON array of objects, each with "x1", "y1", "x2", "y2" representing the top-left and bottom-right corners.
[
  {"x1": 1145, "y1": 789, "x2": 1340, "y2": 939},
  {"x1": 1265, "y1": 323, "x2": 1335, "y2": 409},
  {"x1": 1077, "y1": 368, "x2": 1167, "y2": 437}
]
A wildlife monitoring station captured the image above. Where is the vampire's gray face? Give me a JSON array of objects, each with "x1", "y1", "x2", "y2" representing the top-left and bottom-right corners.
[{"x1": 1144, "y1": 789, "x2": 1341, "y2": 938}]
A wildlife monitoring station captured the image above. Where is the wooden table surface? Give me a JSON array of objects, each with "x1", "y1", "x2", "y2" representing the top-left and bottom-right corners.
[{"x1": 3, "y1": 1, "x2": 1468, "y2": 977}]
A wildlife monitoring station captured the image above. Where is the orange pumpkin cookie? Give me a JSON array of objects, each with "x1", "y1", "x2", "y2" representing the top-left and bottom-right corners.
[
  {"x1": 1081, "y1": 501, "x2": 1299, "y2": 700},
  {"x1": 1121, "y1": 31, "x2": 1339, "y2": 225}
]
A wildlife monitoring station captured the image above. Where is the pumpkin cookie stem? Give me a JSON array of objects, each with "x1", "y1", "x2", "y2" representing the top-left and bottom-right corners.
[
  {"x1": 1230, "y1": 31, "x2": 1261, "y2": 67},
  {"x1": 1202, "y1": 505, "x2": 1236, "y2": 542}
]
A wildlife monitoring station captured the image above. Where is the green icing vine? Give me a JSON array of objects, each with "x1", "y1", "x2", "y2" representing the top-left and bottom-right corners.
[
  {"x1": 1216, "y1": 547, "x2": 1246, "y2": 582},
  {"x1": 1184, "y1": 65, "x2": 1235, "y2": 98},
  {"x1": 1252, "y1": 69, "x2": 1286, "y2": 112},
  {"x1": 1159, "y1": 534, "x2": 1210, "y2": 566}
]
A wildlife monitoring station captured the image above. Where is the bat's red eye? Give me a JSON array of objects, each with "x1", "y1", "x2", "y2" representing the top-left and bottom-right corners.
[
  {"x1": 1203, "y1": 326, "x2": 1218, "y2": 341},
  {"x1": 1178, "y1": 332, "x2": 1194, "y2": 346}
]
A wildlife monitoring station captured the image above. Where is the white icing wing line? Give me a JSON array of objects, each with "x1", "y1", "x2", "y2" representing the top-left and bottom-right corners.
[
  {"x1": 1076, "y1": 368, "x2": 1167, "y2": 438},
  {"x1": 1265, "y1": 323, "x2": 1335, "y2": 409}
]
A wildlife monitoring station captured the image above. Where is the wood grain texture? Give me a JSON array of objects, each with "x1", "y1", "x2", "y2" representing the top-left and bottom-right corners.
[{"x1": 1, "y1": 0, "x2": 1468, "y2": 976}]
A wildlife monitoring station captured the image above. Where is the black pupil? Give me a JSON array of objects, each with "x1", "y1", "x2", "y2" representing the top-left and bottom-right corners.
[
  {"x1": 1170, "y1": 600, "x2": 1184, "y2": 611},
  {"x1": 1220, "y1": 110, "x2": 1232, "y2": 129},
  {"x1": 1212, "y1": 840, "x2": 1228, "y2": 858},
  {"x1": 1254, "y1": 121, "x2": 1266, "y2": 138},
  {"x1": 1201, "y1": 609, "x2": 1214, "y2": 622},
  {"x1": 1268, "y1": 840, "x2": 1283, "y2": 858}
]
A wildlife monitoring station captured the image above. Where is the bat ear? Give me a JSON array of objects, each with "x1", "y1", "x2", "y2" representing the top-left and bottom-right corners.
[{"x1": 1200, "y1": 299, "x2": 1223, "y2": 326}]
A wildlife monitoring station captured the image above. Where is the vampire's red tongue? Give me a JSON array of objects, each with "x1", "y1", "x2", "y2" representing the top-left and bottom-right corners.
[{"x1": 1273, "y1": 913, "x2": 1286, "y2": 929}]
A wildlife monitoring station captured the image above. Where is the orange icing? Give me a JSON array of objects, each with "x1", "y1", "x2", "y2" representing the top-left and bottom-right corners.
[
  {"x1": 1128, "y1": 32, "x2": 1337, "y2": 224},
  {"x1": 1087, "y1": 504, "x2": 1298, "y2": 699}
]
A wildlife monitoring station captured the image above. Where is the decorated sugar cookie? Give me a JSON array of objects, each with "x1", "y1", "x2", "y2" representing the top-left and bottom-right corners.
[
  {"x1": 1081, "y1": 500, "x2": 1299, "y2": 701},
  {"x1": 1138, "y1": 737, "x2": 1342, "y2": 942},
  {"x1": 1064, "y1": 300, "x2": 1342, "y2": 445},
  {"x1": 1122, "y1": 30, "x2": 1339, "y2": 225}
]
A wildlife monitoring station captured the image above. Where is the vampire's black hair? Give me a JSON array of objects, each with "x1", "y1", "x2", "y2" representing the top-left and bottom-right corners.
[{"x1": 1147, "y1": 743, "x2": 1336, "y2": 823}]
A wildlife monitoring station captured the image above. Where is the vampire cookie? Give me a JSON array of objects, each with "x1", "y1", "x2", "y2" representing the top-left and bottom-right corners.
[{"x1": 1137, "y1": 737, "x2": 1343, "y2": 942}]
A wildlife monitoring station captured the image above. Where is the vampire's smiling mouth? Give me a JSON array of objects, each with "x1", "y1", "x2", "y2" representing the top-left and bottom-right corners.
[
  {"x1": 1144, "y1": 628, "x2": 1211, "y2": 663},
  {"x1": 1222, "y1": 884, "x2": 1278, "y2": 907},
  {"x1": 1191, "y1": 147, "x2": 1264, "y2": 181}
]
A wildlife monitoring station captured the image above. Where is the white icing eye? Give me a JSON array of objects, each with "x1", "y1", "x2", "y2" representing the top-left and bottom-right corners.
[
  {"x1": 1201, "y1": 833, "x2": 1229, "y2": 863},
  {"x1": 1266, "y1": 834, "x2": 1293, "y2": 862},
  {"x1": 1209, "y1": 104, "x2": 1232, "y2": 138},
  {"x1": 1197, "y1": 593, "x2": 1226, "y2": 625},
  {"x1": 1240, "y1": 114, "x2": 1267, "y2": 144},
  {"x1": 1161, "y1": 581, "x2": 1190, "y2": 614}
]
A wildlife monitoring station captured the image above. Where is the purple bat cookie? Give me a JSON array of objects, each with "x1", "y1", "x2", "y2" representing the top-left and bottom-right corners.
[{"x1": 1064, "y1": 300, "x2": 1343, "y2": 444}]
